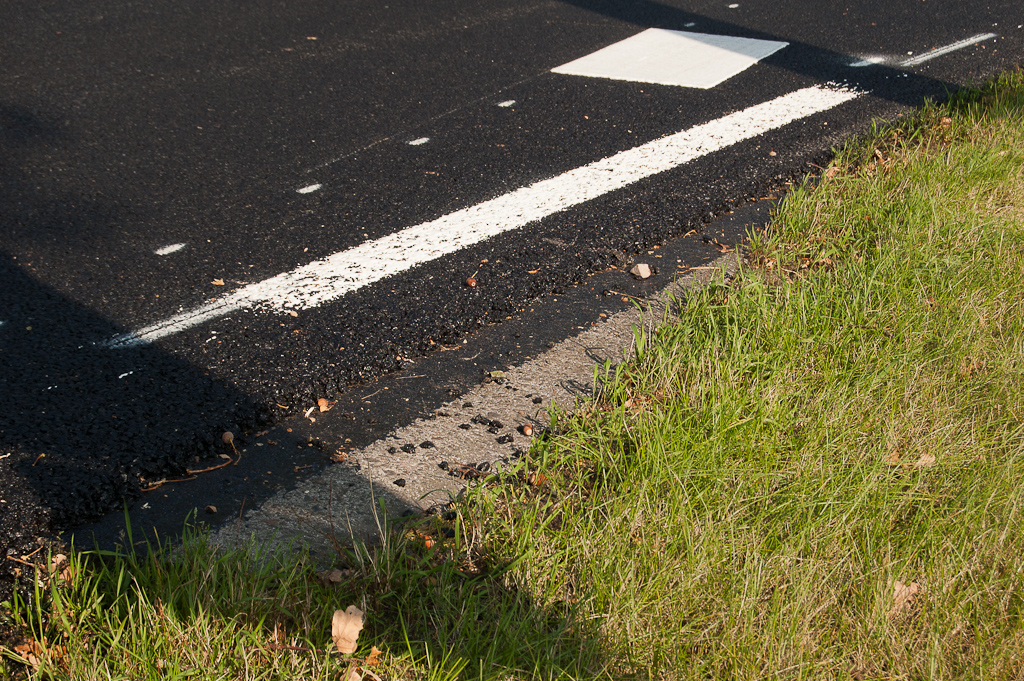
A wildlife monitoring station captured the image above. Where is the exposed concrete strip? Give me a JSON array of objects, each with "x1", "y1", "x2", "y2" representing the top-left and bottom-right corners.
[{"x1": 212, "y1": 253, "x2": 738, "y2": 558}]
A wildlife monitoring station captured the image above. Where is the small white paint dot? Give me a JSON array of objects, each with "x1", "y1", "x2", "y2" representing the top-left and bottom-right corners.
[
  {"x1": 408, "y1": 137, "x2": 430, "y2": 146},
  {"x1": 728, "y1": 3, "x2": 739, "y2": 7},
  {"x1": 297, "y1": 183, "x2": 322, "y2": 194},
  {"x1": 907, "y1": 51, "x2": 914, "y2": 55},
  {"x1": 497, "y1": 100, "x2": 516, "y2": 107},
  {"x1": 684, "y1": 22, "x2": 696, "y2": 27},
  {"x1": 154, "y1": 243, "x2": 186, "y2": 256}
]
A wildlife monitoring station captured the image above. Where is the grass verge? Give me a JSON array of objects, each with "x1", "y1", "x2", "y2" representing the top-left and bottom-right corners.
[{"x1": 4, "y1": 69, "x2": 1024, "y2": 679}]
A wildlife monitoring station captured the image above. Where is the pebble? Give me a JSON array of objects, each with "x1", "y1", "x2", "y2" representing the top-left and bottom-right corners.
[
  {"x1": 630, "y1": 263, "x2": 652, "y2": 279},
  {"x1": 393, "y1": 479, "x2": 406, "y2": 487},
  {"x1": 400, "y1": 444, "x2": 416, "y2": 453}
]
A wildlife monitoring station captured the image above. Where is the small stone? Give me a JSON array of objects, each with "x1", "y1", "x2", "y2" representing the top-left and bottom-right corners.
[
  {"x1": 459, "y1": 423, "x2": 472, "y2": 430},
  {"x1": 438, "y1": 461, "x2": 449, "y2": 470},
  {"x1": 387, "y1": 446, "x2": 398, "y2": 454},
  {"x1": 420, "y1": 441, "x2": 435, "y2": 449},
  {"x1": 489, "y1": 419, "x2": 504, "y2": 429},
  {"x1": 476, "y1": 461, "x2": 491, "y2": 473},
  {"x1": 532, "y1": 397, "x2": 543, "y2": 404},
  {"x1": 400, "y1": 444, "x2": 416, "y2": 454},
  {"x1": 393, "y1": 479, "x2": 406, "y2": 487},
  {"x1": 630, "y1": 263, "x2": 651, "y2": 279},
  {"x1": 487, "y1": 426, "x2": 500, "y2": 434},
  {"x1": 496, "y1": 434, "x2": 513, "y2": 444},
  {"x1": 463, "y1": 402, "x2": 473, "y2": 408}
]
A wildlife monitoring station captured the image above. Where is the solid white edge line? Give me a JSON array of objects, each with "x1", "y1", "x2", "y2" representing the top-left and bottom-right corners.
[
  {"x1": 104, "y1": 84, "x2": 860, "y2": 349},
  {"x1": 901, "y1": 33, "x2": 998, "y2": 67}
]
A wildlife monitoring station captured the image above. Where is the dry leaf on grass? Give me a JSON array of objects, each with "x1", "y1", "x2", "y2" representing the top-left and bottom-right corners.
[
  {"x1": 332, "y1": 605, "x2": 364, "y2": 654},
  {"x1": 364, "y1": 645, "x2": 383, "y2": 667},
  {"x1": 13, "y1": 640, "x2": 44, "y2": 669},
  {"x1": 891, "y1": 580, "x2": 921, "y2": 617},
  {"x1": 915, "y1": 452, "x2": 936, "y2": 468},
  {"x1": 343, "y1": 663, "x2": 361, "y2": 681}
]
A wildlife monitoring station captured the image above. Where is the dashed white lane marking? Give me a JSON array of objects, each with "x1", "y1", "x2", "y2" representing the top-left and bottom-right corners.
[
  {"x1": 497, "y1": 100, "x2": 516, "y2": 107},
  {"x1": 154, "y1": 243, "x2": 187, "y2": 256},
  {"x1": 551, "y1": 28, "x2": 788, "y2": 89},
  {"x1": 297, "y1": 183, "x2": 322, "y2": 194},
  {"x1": 104, "y1": 84, "x2": 859, "y2": 349},
  {"x1": 901, "y1": 33, "x2": 998, "y2": 66},
  {"x1": 408, "y1": 137, "x2": 431, "y2": 146}
]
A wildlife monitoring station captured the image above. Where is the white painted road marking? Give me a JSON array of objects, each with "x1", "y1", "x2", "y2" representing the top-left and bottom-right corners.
[
  {"x1": 901, "y1": 33, "x2": 998, "y2": 66},
  {"x1": 408, "y1": 137, "x2": 430, "y2": 146},
  {"x1": 297, "y1": 183, "x2": 322, "y2": 194},
  {"x1": 851, "y1": 33, "x2": 998, "y2": 68},
  {"x1": 154, "y1": 243, "x2": 187, "y2": 256},
  {"x1": 497, "y1": 100, "x2": 516, "y2": 107},
  {"x1": 105, "y1": 84, "x2": 860, "y2": 349},
  {"x1": 551, "y1": 28, "x2": 788, "y2": 89}
]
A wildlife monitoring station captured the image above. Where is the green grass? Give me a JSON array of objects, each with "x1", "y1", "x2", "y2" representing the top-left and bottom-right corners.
[{"x1": 5, "y1": 69, "x2": 1024, "y2": 679}]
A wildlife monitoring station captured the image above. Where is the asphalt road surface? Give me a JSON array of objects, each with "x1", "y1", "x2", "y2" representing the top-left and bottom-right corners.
[{"x1": 1, "y1": 0, "x2": 1022, "y2": 567}]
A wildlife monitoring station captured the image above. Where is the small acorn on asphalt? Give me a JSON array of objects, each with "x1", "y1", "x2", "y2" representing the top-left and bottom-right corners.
[
  {"x1": 521, "y1": 424, "x2": 535, "y2": 437},
  {"x1": 465, "y1": 277, "x2": 477, "y2": 287}
]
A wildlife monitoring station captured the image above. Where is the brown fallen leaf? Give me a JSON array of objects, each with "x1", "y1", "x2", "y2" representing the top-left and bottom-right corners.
[
  {"x1": 891, "y1": 580, "x2": 921, "y2": 617},
  {"x1": 13, "y1": 640, "x2": 45, "y2": 669},
  {"x1": 364, "y1": 645, "x2": 383, "y2": 667},
  {"x1": 343, "y1": 664, "x2": 361, "y2": 681},
  {"x1": 332, "y1": 605, "x2": 364, "y2": 654},
  {"x1": 318, "y1": 568, "x2": 349, "y2": 585},
  {"x1": 212, "y1": 279, "x2": 225, "y2": 286},
  {"x1": 915, "y1": 452, "x2": 936, "y2": 468}
]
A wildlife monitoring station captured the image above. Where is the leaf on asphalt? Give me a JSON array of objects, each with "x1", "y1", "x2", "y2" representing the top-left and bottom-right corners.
[
  {"x1": 332, "y1": 605, "x2": 364, "y2": 654},
  {"x1": 318, "y1": 398, "x2": 335, "y2": 413},
  {"x1": 891, "y1": 580, "x2": 921, "y2": 616},
  {"x1": 365, "y1": 645, "x2": 383, "y2": 667},
  {"x1": 212, "y1": 278, "x2": 225, "y2": 286}
]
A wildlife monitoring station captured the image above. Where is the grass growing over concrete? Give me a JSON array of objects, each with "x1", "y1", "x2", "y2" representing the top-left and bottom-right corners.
[{"x1": 4, "y1": 69, "x2": 1024, "y2": 679}]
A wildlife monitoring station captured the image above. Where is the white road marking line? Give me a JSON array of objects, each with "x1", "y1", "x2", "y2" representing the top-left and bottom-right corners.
[
  {"x1": 901, "y1": 33, "x2": 998, "y2": 66},
  {"x1": 154, "y1": 243, "x2": 187, "y2": 256},
  {"x1": 497, "y1": 100, "x2": 516, "y2": 107},
  {"x1": 104, "y1": 84, "x2": 860, "y2": 349},
  {"x1": 849, "y1": 55, "x2": 887, "y2": 68},
  {"x1": 408, "y1": 137, "x2": 431, "y2": 146},
  {"x1": 551, "y1": 28, "x2": 788, "y2": 89},
  {"x1": 297, "y1": 183, "x2": 322, "y2": 194}
]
